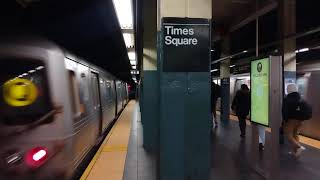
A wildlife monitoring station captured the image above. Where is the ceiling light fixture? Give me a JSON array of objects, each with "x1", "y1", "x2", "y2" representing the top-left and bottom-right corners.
[
  {"x1": 128, "y1": 51, "x2": 135, "y2": 60},
  {"x1": 112, "y1": 0, "x2": 133, "y2": 29},
  {"x1": 130, "y1": 60, "x2": 136, "y2": 65},
  {"x1": 123, "y1": 33, "x2": 134, "y2": 48}
]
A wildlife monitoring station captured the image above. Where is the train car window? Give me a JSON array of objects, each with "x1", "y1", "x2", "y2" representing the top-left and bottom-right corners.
[
  {"x1": 76, "y1": 64, "x2": 90, "y2": 118},
  {"x1": 0, "y1": 59, "x2": 53, "y2": 125},
  {"x1": 106, "y1": 81, "x2": 112, "y2": 102},
  {"x1": 68, "y1": 71, "x2": 82, "y2": 119},
  {"x1": 100, "y1": 79, "x2": 107, "y2": 107}
]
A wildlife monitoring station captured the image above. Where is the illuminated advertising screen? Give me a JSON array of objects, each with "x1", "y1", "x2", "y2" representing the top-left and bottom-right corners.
[{"x1": 251, "y1": 58, "x2": 269, "y2": 127}]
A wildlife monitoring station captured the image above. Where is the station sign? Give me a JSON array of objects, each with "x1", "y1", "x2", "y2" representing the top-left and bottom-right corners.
[
  {"x1": 251, "y1": 58, "x2": 269, "y2": 127},
  {"x1": 161, "y1": 17, "x2": 210, "y2": 72}
]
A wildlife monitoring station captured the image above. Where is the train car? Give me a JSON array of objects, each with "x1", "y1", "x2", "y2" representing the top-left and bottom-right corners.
[
  {"x1": 297, "y1": 60, "x2": 320, "y2": 140},
  {"x1": 0, "y1": 37, "x2": 128, "y2": 180}
]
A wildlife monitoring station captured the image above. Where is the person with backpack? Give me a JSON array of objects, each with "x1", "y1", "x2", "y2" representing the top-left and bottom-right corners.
[
  {"x1": 283, "y1": 84, "x2": 312, "y2": 157},
  {"x1": 232, "y1": 84, "x2": 250, "y2": 138}
]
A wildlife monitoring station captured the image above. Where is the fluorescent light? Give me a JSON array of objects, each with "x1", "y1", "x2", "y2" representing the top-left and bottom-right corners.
[
  {"x1": 36, "y1": 66, "x2": 44, "y2": 70},
  {"x1": 132, "y1": 65, "x2": 136, "y2": 69},
  {"x1": 299, "y1": 48, "x2": 309, "y2": 53},
  {"x1": 211, "y1": 49, "x2": 214, "y2": 52},
  {"x1": 229, "y1": 65, "x2": 235, "y2": 68},
  {"x1": 130, "y1": 60, "x2": 136, "y2": 65},
  {"x1": 243, "y1": 50, "x2": 248, "y2": 53},
  {"x1": 128, "y1": 51, "x2": 135, "y2": 60},
  {"x1": 131, "y1": 70, "x2": 140, "y2": 74},
  {"x1": 210, "y1": 69, "x2": 218, "y2": 72},
  {"x1": 113, "y1": 0, "x2": 133, "y2": 29},
  {"x1": 22, "y1": 73, "x2": 28, "y2": 76},
  {"x1": 296, "y1": 48, "x2": 310, "y2": 53},
  {"x1": 123, "y1": 33, "x2": 134, "y2": 48},
  {"x1": 28, "y1": 70, "x2": 36, "y2": 73}
]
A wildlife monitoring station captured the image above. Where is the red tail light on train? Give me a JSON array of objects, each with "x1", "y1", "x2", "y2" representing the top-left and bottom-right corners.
[{"x1": 24, "y1": 147, "x2": 48, "y2": 168}]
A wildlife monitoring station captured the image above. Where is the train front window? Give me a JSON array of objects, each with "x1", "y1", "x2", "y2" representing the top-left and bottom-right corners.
[{"x1": 0, "y1": 59, "x2": 53, "y2": 125}]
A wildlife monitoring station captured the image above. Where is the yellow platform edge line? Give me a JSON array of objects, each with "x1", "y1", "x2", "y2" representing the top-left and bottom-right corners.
[
  {"x1": 227, "y1": 114, "x2": 320, "y2": 149},
  {"x1": 79, "y1": 101, "x2": 131, "y2": 180}
]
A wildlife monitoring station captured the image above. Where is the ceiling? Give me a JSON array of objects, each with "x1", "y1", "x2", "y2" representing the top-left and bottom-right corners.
[
  {"x1": 212, "y1": 0, "x2": 256, "y2": 29},
  {"x1": 0, "y1": 0, "x2": 133, "y2": 83}
]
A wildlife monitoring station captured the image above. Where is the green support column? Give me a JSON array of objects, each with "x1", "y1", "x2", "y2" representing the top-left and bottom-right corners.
[
  {"x1": 159, "y1": 16, "x2": 211, "y2": 180},
  {"x1": 140, "y1": 0, "x2": 159, "y2": 151}
]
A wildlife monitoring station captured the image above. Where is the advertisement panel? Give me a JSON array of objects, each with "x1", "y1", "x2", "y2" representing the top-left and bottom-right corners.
[{"x1": 251, "y1": 58, "x2": 269, "y2": 127}]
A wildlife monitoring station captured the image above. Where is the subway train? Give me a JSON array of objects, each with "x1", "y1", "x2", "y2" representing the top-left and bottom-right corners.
[
  {"x1": 0, "y1": 37, "x2": 129, "y2": 179},
  {"x1": 214, "y1": 61, "x2": 320, "y2": 141}
]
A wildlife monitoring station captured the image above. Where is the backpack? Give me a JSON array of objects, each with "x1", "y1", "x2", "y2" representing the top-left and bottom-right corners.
[{"x1": 295, "y1": 100, "x2": 312, "y2": 121}]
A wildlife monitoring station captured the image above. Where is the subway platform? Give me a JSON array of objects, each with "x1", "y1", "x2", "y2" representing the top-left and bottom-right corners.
[{"x1": 79, "y1": 102, "x2": 320, "y2": 180}]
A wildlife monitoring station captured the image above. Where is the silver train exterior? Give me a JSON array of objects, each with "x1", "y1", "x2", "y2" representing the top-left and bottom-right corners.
[
  {"x1": 0, "y1": 38, "x2": 129, "y2": 179},
  {"x1": 214, "y1": 63, "x2": 320, "y2": 141},
  {"x1": 296, "y1": 60, "x2": 320, "y2": 140}
]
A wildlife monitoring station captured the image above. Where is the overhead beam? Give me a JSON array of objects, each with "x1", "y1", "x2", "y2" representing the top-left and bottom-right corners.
[
  {"x1": 127, "y1": 47, "x2": 135, "y2": 52},
  {"x1": 122, "y1": 29, "x2": 134, "y2": 33},
  {"x1": 229, "y1": 1, "x2": 278, "y2": 32}
]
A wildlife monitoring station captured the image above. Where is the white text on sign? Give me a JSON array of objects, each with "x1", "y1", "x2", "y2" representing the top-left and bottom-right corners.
[{"x1": 164, "y1": 26, "x2": 198, "y2": 47}]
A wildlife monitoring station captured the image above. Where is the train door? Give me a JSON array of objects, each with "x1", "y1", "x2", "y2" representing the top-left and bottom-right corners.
[
  {"x1": 111, "y1": 80, "x2": 117, "y2": 116},
  {"x1": 90, "y1": 72, "x2": 102, "y2": 137},
  {"x1": 116, "y1": 81, "x2": 122, "y2": 114}
]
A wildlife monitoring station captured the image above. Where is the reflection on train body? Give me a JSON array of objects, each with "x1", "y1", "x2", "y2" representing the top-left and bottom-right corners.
[{"x1": 297, "y1": 67, "x2": 320, "y2": 140}]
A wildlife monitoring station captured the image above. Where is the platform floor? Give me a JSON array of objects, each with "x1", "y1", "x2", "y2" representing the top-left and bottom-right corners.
[
  {"x1": 214, "y1": 114, "x2": 320, "y2": 180},
  {"x1": 80, "y1": 101, "x2": 135, "y2": 180},
  {"x1": 122, "y1": 103, "x2": 157, "y2": 180},
  {"x1": 81, "y1": 103, "x2": 320, "y2": 180}
]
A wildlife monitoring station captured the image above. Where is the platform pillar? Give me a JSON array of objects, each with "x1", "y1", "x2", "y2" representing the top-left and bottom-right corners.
[
  {"x1": 278, "y1": 0, "x2": 297, "y2": 90},
  {"x1": 158, "y1": 1, "x2": 212, "y2": 180},
  {"x1": 220, "y1": 58, "x2": 230, "y2": 124},
  {"x1": 140, "y1": 0, "x2": 159, "y2": 152}
]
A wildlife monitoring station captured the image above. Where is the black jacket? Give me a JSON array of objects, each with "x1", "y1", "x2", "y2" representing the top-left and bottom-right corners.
[
  {"x1": 232, "y1": 89, "x2": 250, "y2": 117},
  {"x1": 282, "y1": 92, "x2": 301, "y2": 122}
]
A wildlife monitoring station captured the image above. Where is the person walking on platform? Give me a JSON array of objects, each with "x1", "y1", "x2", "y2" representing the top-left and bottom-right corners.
[
  {"x1": 283, "y1": 84, "x2": 312, "y2": 157},
  {"x1": 232, "y1": 84, "x2": 250, "y2": 138},
  {"x1": 211, "y1": 82, "x2": 221, "y2": 128}
]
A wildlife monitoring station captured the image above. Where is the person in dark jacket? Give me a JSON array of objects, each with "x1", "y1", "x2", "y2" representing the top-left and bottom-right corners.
[
  {"x1": 211, "y1": 82, "x2": 221, "y2": 127},
  {"x1": 283, "y1": 84, "x2": 306, "y2": 157},
  {"x1": 232, "y1": 84, "x2": 250, "y2": 137}
]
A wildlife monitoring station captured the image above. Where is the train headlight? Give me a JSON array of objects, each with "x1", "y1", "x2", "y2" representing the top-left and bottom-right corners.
[{"x1": 3, "y1": 78, "x2": 38, "y2": 107}]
